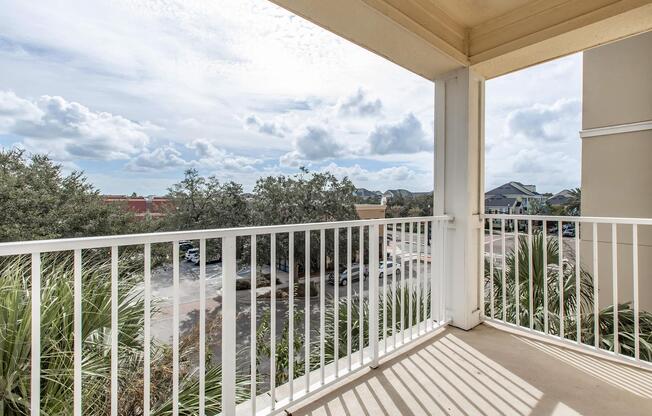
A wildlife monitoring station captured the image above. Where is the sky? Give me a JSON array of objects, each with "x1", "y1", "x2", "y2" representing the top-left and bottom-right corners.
[{"x1": 0, "y1": 0, "x2": 581, "y2": 195}]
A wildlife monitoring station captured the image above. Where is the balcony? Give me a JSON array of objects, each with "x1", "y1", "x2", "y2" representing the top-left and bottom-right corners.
[{"x1": 0, "y1": 214, "x2": 650, "y2": 415}]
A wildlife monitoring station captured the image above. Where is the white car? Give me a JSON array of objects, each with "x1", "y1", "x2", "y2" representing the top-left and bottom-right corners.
[
  {"x1": 378, "y1": 260, "x2": 401, "y2": 279},
  {"x1": 185, "y1": 248, "x2": 199, "y2": 261}
]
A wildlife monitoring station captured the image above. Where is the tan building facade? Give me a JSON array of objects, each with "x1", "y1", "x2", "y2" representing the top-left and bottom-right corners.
[{"x1": 581, "y1": 31, "x2": 652, "y2": 310}]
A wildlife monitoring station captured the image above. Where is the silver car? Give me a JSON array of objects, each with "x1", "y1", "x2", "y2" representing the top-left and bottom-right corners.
[
  {"x1": 327, "y1": 264, "x2": 368, "y2": 286},
  {"x1": 378, "y1": 260, "x2": 401, "y2": 279}
]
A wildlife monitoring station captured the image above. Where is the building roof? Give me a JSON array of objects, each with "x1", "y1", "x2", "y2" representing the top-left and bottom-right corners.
[
  {"x1": 547, "y1": 189, "x2": 573, "y2": 206},
  {"x1": 485, "y1": 195, "x2": 519, "y2": 208},
  {"x1": 486, "y1": 181, "x2": 541, "y2": 197}
]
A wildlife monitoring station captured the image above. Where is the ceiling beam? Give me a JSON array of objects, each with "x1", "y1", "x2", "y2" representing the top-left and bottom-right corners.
[
  {"x1": 470, "y1": 0, "x2": 652, "y2": 78},
  {"x1": 269, "y1": 0, "x2": 652, "y2": 81}
]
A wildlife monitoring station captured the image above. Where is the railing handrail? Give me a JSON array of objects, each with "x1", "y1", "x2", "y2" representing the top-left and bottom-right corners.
[
  {"x1": 0, "y1": 215, "x2": 452, "y2": 256},
  {"x1": 483, "y1": 213, "x2": 652, "y2": 225}
]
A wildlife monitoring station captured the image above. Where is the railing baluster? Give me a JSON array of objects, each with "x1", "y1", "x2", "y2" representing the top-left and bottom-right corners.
[
  {"x1": 74, "y1": 249, "x2": 82, "y2": 416},
  {"x1": 271, "y1": 233, "x2": 277, "y2": 408},
  {"x1": 382, "y1": 223, "x2": 387, "y2": 352},
  {"x1": 392, "y1": 223, "x2": 397, "y2": 348},
  {"x1": 222, "y1": 236, "x2": 237, "y2": 416},
  {"x1": 633, "y1": 224, "x2": 639, "y2": 361},
  {"x1": 400, "y1": 222, "x2": 406, "y2": 344},
  {"x1": 501, "y1": 219, "x2": 506, "y2": 322},
  {"x1": 199, "y1": 239, "x2": 206, "y2": 416},
  {"x1": 575, "y1": 221, "x2": 581, "y2": 344},
  {"x1": 111, "y1": 246, "x2": 119, "y2": 416},
  {"x1": 611, "y1": 223, "x2": 618, "y2": 354},
  {"x1": 250, "y1": 235, "x2": 257, "y2": 414},
  {"x1": 31, "y1": 252, "x2": 41, "y2": 416},
  {"x1": 593, "y1": 222, "x2": 599, "y2": 349},
  {"x1": 543, "y1": 221, "x2": 548, "y2": 334},
  {"x1": 431, "y1": 220, "x2": 438, "y2": 328},
  {"x1": 333, "y1": 228, "x2": 339, "y2": 377},
  {"x1": 408, "y1": 222, "x2": 413, "y2": 340},
  {"x1": 528, "y1": 219, "x2": 533, "y2": 330},
  {"x1": 559, "y1": 220, "x2": 564, "y2": 338},
  {"x1": 172, "y1": 242, "x2": 179, "y2": 416},
  {"x1": 144, "y1": 243, "x2": 151, "y2": 415},
  {"x1": 359, "y1": 225, "x2": 364, "y2": 365},
  {"x1": 490, "y1": 219, "x2": 494, "y2": 319},
  {"x1": 289, "y1": 232, "x2": 295, "y2": 399},
  {"x1": 369, "y1": 224, "x2": 380, "y2": 368},
  {"x1": 515, "y1": 221, "x2": 520, "y2": 327},
  {"x1": 304, "y1": 231, "x2": 310, "y2": 392},
  {"x1": 416, "y1": 221, "x2": 422, "y2": 334},
  {"x1": 346, "y1": 227, "x2": 352, "y2": 372},
  {"x1": 441, "y1": 222, "x2": 448, "y2": 322},
  {"x1": 319, "y1": 229, "x2": 325, "y2": 385}
]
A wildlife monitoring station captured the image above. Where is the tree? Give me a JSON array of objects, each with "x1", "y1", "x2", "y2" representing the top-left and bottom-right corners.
[
  {"x1": 565, "y1": 188, "x2": 581, "y2": 216},
  {"x1": 0, "y1": 149, "x2": 138, "y2": 242},
  {"x1": 250, "y1": 168, "x2": 358, "y2": 272},
  {"x1": 385, "y1": 193, "x2": 432, "y2": 218},
  {"x1": 527, "y1": 198, "x2": 549, "y2": 215},
  {"x1": 164, "y1": 169, "x2": 249, "y2": 230},
  {"x1": 251, "y1": 168, "x2": 357, "y2": 226}
]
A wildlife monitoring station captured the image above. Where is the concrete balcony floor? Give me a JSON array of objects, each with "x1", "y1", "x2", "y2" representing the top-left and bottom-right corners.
[{"x1": 286, "y1": 324, "x2": 652, "y2": 416}]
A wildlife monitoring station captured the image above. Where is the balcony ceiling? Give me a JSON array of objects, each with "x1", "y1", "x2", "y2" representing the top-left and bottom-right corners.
[{"x1": 270, "y1": 0, "x2": 652, "y2": 79}]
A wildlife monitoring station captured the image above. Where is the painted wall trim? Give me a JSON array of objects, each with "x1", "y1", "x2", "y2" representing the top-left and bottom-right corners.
[{"x1": 580, "y1": 119, "x2": 652, "y2": 138}]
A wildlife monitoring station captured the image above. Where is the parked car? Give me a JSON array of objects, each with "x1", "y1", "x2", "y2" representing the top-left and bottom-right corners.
[
  {"x1": 327, "y1": 264, "x2": 368, "y2": 286},
  {"x1": 184, "y1": 248, "x2": 199, "y2": 261},
  {"x1": 189, "y1": 253, "x2": 221, "y2": 265},
  {"x1": 378, "y1": 260, "x2": 401, "y2": 279},
  {"x1": 562, "y1": 223, "x2": 576, "y2": 237},
  {"x1": 179, "y1": 240, "x2": 193, "y2": 251}
]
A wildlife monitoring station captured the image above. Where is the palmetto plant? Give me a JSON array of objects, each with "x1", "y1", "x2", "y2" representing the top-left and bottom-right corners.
[
  {"x1": 257, "y1": 275, "x2": 431, "y2": 388},
  {"x1": 0, "y1": 251, "x2": 248, "y2": 416},
  {"x1": 485, "y1": 231, "x2": 652, "y2": 361}
]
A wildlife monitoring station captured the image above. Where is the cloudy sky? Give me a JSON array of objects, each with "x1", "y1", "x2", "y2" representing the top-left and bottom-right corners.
[{"x1": 0, "y1": 0, "x2": 581, "y2": 195}]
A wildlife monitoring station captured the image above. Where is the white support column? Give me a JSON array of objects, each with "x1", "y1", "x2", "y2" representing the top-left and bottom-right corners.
[{"x1": 434, "y1": 67, "x2": 484, "y2": 330}]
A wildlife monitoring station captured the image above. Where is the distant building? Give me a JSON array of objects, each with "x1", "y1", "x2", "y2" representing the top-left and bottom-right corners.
[
  {"x1": 103, "y1": 195, "x2": 173, "y2": 218},
  {"x1": 547, "y1": 189, "x2": 574, "y2": 207},
  {"x1": 484, "y1": 181, "x2": 546, "y2": 214},
  {"x1": 353, "y1": 188, "x2": 382, "y2": 198}
]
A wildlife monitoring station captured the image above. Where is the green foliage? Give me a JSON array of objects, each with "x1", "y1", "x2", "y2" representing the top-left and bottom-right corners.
[
  {"x1": 384, "y1": 194, "x2": 432, "y2": 218},
  {"x1": 251, "y1": 168, "x2": 357, "y2": 226},
  {"x1": 255, "y1": 278, "x2": 430, "y2": 389},
  {"x1": 485, "y1": 231, "x2": 652, "y2": 360},
  {"x1": 0, "y1": 251, "x2": 247, "y2": 415},
  {"x1": 0, "y1": 149, "x2": 138, "y2": 242},
  {"x1": 565, "y1": 188, "x2": 581, "y2": 216},
  {"x1": 164, "y1": 168, "x2": 249, "y2": 231}
]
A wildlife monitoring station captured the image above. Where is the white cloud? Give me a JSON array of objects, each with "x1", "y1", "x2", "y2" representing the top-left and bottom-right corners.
[
  {"x1": 322, "y1": 163, "x2": 416, "y2": 183},
  {"x1": 0, "y1": 91, "x2": 42, "y2": 128},
  {"x1": 187, "y1": 138, "x2": 263, "y2": 173},
  {"x1": 506, "y1": 99, "x2": 580, "y2": 142},
  {"x1": 367, "y1": 113, "x2": 431, "y2": 155},
  {"x1": 280, "y1": 126, "x2": 344, "y2": 166},
  {"x1": 0, "y1": 90, "x2": 153, "y2": 160},
  {"x1": 125, "y1": 145, "x2": 189, "y2": 172},
  {"x1": 244, "y1": 114, "x2": 287, "y2": 137},
  {"x1": 337, "y1": 88, "x2": 382, "y2": 117},
  {"x1": 485, "y1": 96, "x2": 581, "y2": 192}
]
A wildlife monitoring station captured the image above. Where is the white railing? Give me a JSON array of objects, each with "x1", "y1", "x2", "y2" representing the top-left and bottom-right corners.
[
  {"x1": 0, "y1": 215, "x2": 451, "y2": 415},
  {"x1": 482, "y1": 214, "x2": 652, "y2": 370}
]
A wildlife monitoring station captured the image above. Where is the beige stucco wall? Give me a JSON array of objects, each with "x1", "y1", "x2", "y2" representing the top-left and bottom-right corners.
[
  {"x1": 581, "y1": 31, "x2": 652, "y2": 311},
  {"x1": 583, "y1": 30, "x2": 652, "y2": 130}
]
